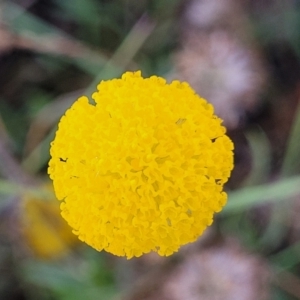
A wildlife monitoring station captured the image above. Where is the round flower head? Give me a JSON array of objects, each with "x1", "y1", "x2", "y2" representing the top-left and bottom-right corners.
[{"x1": 48, "y1": 71, "x2": 234, "y2": 258}]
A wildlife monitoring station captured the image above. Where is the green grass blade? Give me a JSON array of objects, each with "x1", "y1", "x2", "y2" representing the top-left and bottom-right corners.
[
  {"x1": 224, "y1": 176, "x2": 300, "y2": 214},
  {"x1": 281, "y1": 103, "x2": 300, "y2": 177}
]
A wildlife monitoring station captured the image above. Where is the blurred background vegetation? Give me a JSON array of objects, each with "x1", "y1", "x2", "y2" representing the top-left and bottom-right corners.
[{"x1": 1, "y1": 0, "x2": 300, "y2": 299}]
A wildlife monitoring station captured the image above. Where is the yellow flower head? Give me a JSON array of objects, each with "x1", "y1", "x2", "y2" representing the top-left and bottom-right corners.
[
  {"x1": 21, "y1": 185, "x2": 77, "y2": 259},
  {"x1": 48, "y1": 71, "x2": 234, "y2": 258}
]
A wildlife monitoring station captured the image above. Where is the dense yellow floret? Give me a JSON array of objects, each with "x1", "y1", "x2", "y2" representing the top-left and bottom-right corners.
[{"x1": 48, "y1": 71, "x2": 234, "y2": 258}]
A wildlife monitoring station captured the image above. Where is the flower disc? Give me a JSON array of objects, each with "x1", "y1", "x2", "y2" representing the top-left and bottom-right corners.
[{"x1": 48, "y1": 71, "x2": 234, "y2": 258}]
